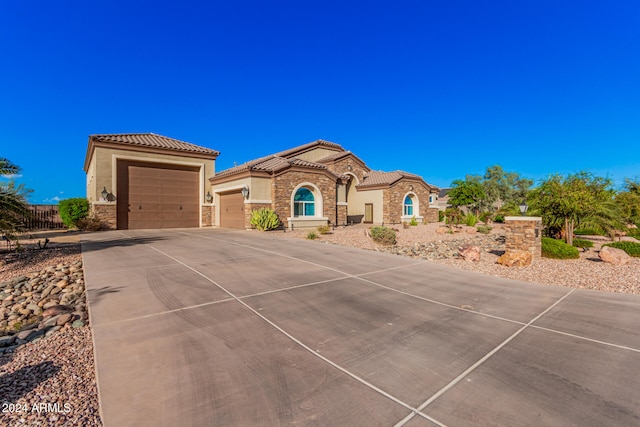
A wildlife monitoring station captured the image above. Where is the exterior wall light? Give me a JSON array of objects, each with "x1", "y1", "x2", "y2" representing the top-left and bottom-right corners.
[
  {"x1": 101, "y1": 187, "x2": 109, "y2": 200},
  {"x1": 519, "y1": 201, "x2": 529, "y2": 216},
  {"x1": 241, "y1": 186, "x2": 249, "y2": 200},
  {"x1": 205, "y1": 191, "x2": 213, "y2": 203}
]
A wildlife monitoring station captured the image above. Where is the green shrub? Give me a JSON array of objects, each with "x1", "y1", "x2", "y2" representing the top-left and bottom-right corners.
[
  {"x1": 603, "y1": 241, "x2": 640, "y2": 257},
  {"x1": 572, "y1": 238, "x2": 594, "y2": 248},
  {"x1": 494, "y1": 214, "x2": 505, "y2": 223},
  {"x1": 370, "y1": 226, "x2": 397, "y2": 245},
  {"x1": 409, "y1": 216, "x2": 418, "y2": 226},
  {"x1": 306, "y1": 231, "x2": 318, "y2": 240},
  {"x1": 317, "y1": 225, "x2": 331, "y2": 235},
  {"x1": 58, "y1": 198, "x2": 89, "y2": 228},
  {"x1": 626, "y1": 228, "x2": 640, "y2": 239},
  {"x1": 438, "y1": 210, "x2": 445, "y2": 222},
  {"x1": 479, "y1": 211, "x2": 493, "y2": 224},
  {"x1": 464, "y1": 213, "x2": 478, "y2": 227},
  {"x1": 476, "y1": 225, "x2": 492, "y2": 234},
  {"x1": 250, "y1": 208, "x2": 280, "y2": 231},
  {"x1": 541, "y1": 237, "x2": 580, "y2": 259}
]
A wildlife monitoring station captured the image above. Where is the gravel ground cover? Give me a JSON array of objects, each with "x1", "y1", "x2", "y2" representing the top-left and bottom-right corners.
[
  {"x1": 270, "y1": 222, "x2": 640, "y2": 295},
  {"x1": 1, "y1": 234, "x2": 102, "y2": 427}
]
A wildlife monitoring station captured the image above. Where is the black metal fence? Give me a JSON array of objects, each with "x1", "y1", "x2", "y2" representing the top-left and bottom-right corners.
[{"x1": 24, "y1": 204, "x2": 66, "y2": 230}]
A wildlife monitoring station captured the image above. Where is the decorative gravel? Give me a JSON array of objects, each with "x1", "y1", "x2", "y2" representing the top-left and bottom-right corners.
[
  {"x1": 1, "y1": 242, "x2": 102, "y2": 427},
  {"x1": 272, "y1": 223, "x2": 640, "y2": 295}
]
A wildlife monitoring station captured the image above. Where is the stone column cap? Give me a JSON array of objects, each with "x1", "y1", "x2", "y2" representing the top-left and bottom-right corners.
[{"x1": 505, "y1": 216, "x2": 542, "y2": 221}]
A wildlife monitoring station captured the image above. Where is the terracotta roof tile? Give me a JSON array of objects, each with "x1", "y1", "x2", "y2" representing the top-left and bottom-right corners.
[
  {"x1": 90, "y1": 133, "x2": 219, "y2": 156},
  {"x1": 358, "y1": 170, "x2": 424, "y2": 188}
]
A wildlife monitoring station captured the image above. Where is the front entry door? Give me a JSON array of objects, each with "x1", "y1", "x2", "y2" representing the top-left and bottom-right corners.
[{"x1": 364, "y1": 203, "x2": 373, "y2": 223}]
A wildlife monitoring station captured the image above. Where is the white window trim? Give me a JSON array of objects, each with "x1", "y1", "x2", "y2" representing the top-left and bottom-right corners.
[
  {"x1": 402, "y1": 191, "x2": 419, "y2": 218},
  {"x1": 290, "y1": 182, "x2": 324, "y2": 219}
]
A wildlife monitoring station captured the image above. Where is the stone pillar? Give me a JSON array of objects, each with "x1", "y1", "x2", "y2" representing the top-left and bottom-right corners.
[
  {"x1": 91, "y1": 202, "x2": 117, "y2": 229},
  {"x1": 201, "y1": 205, "x2": 214, "y2": 227},
  {"x1": 504, "y1": 216, "x2": 543, "y2": 258}
]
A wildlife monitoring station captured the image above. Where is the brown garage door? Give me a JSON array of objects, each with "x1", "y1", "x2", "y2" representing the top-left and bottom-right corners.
[
  {"x1": 117, "y1": 161, "x2": 200, "y2": 230},
  {"x1": 219, "y1": 191, "x2": 245, "y2": 229}
]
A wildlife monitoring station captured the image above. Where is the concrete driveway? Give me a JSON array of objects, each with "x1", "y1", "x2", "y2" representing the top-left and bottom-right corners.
[{"x1": 81, "y1": 228, "x2": 640, "y2": 426}]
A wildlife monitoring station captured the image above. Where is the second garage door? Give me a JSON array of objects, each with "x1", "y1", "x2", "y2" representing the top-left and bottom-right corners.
[
  {"x1": 219, "y1": 191, "x2": 245, "y2": 229},
  {"x1": 117, "y1": 161, "x2": 200, "y2": 229}
]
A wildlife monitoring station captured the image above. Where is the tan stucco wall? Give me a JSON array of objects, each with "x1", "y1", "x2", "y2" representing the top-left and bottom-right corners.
[
  {"x1": 294, "y1": 147, "x2": 340, "y2": 162},
  {"x1": 210, "y1": 176, "x2": 272, "y2": 227},
  {"x1": 88, "y1": 146, "x2": 215, "y2": 202},
  {"x1": 350, "y1": 188, "x2": 384, "y2": 223}
]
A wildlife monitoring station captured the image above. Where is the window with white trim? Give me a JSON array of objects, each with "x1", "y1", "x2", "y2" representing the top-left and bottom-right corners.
[
  {"x1": 403, "y1": 195, "x2": 414, "y2": 216},
  {"x1": 294, "y1": 187, "x2": 315, "y2": 216}
]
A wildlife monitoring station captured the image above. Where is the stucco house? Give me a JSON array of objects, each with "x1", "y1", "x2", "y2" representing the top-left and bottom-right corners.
[{"x1": 85, "y1": 133, "x2": 439, "y2": 230}]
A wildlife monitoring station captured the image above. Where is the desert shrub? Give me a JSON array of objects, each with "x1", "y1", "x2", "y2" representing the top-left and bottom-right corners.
[
  {"x1": 409, "y1": 216, "x2": 418, "y2": 226},
  {"x1": 476, "y1": 225, "x2": 492, "y2": 234},
  {"x1": 370, "y1": 226, "x2": 397, "y2": 245},
  {"x1": 572, "y1": 238, "x2": 594, "y2": 249},
  {"x1": 625, "y1": 228, "x2": 640, "y2": 239},
  {"x1": 603, "y1": 241, "x2": 640, "y2": 257},
  {"x1": 250, "y1": 208, "x2": 280, "y2": 231},
  {"x1": 317, "y1": 225, "x2": 331, "y2": 235},
  {"x1": 306, "y1": 231, "x2": 318, "y2": 240},
  {"x1": 464, "y1": 213, "x2": 478, "y2": 227},
  {"x1": 479, "y1": 211, "x2": 493, "y2": 224},
  {"x1": 541, "y1": 237, "x2": 580, "y2": 259},
  {"x1": 58, "y1": 198, "x2": 89, "y2": 228},
  {"x1": 438, "y1": 210, "x2": 445, "y2": 222},
  {"x1": 494, "y1": 214, "x2": 505, "y2": 223},
  {"x1": 77, "y1": 217, "x2": 107, "y2": 231}
]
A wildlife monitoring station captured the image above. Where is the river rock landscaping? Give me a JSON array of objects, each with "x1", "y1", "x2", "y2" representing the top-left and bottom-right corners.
[{"x1": 0, "y1": 237, "x2": 101, "y2": 427}]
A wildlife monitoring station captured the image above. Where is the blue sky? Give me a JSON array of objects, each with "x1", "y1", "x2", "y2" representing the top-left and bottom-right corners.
[{"x1": 1, "y1": 1, "x2": 638, "y2": 203}]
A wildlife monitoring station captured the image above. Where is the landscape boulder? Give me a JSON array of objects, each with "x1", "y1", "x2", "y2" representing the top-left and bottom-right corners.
[
  {"x1": 497, "y1": 250, "x2": 532, "y2": 267},
  {"x1": 599, "y1": 246, "x2": 631, "y2": 265},
  {"x1": 458, "y1": 245, "x2": 481, "y2": 262}
]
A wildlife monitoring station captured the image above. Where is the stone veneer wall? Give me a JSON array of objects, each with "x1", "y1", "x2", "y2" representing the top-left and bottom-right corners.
[
  {"x1": 92, "y1": 203, "x2": 117, "y2": 229},
  {"x1": 504, "y1": 216, "x2": 543, "y2": 258},
  {"x1": 201, "y1": 205, "x2": 213, "y2": 227},
  {"x1": 383, "y1": 181, "x2": 432, "y2": 224},
  {"x1": 336, "y1": 205, "x2": 347, "y2": 226},
  {"x1": 425, "y1": 207, "x2": 439, "y2": 223},
  {"x1": 272, "y1": 171, "x2": 337, "y2": 229}
]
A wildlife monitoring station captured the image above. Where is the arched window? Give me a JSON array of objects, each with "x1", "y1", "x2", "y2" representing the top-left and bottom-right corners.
[
  {"x1": 294, "y1": 187, "x2": 315, "y2": 216},
  {"x1": 403, "y1": 195, "x2": 414, "y2": 216}
]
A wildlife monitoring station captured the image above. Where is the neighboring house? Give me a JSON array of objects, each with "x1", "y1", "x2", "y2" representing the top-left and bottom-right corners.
[
  {"x1": 435, "y1": 188, "x2": 452, "y2": 211},
  {"x1": 85, "y1": 134, "x2": 440, "y2": 230}
]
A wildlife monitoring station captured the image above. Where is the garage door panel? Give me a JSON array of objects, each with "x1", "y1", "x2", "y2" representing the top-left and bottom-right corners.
[
  {"x1": 220, "y1": 192, "x2": 245, "y2": 229},
  {"x1": 118, "y1": 162, "x2": 200, "y2": 230}
]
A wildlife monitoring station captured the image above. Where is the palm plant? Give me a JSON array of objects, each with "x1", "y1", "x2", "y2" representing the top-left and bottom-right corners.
[{"x1": 0, "y1": 158, "x2": 30, "y2": 237}]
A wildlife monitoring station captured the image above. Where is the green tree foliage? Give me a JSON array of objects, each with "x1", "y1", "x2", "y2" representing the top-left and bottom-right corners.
[
  {"x1": 480, "y1": 165, "x2": 533, "y2": 214},
  {"x1": 0, "y1": 159, "x2": 31, "y2": 236},
  {"x1": 58, "y1": 198, "x2": 90, "y2": 228},
  {"x1": 531, "y1": 172, "x2": 619, "y2": 246},
  {"x1": 615, "y1": 178, "x2": 640, "y2": 226},
  {"x1": 447, "y1": 179, "x2": 485, "y2": 214}
]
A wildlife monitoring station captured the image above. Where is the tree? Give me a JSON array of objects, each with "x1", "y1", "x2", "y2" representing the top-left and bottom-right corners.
[
  {"x1": 615, "y1": 178, "x2": 640, "y2": 226},
  {"x1": 0, "y1": 158, "x2": 31, "y2": 236},
  {"x1": 531, "y1": 172, "x2": 619, "y2": 245},
  {"x1": 481, "y1": 165, "x2": 533, "y2": 214},
  {"x1": 448, "y1": 179, "x2": 486, "y2": 215}
]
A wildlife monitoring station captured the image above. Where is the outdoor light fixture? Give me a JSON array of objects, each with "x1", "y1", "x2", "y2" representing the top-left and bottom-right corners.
[
  {"x1": 519, "y1": 201, "x2": 529, "y2": 216},
  {"x1": 101, "y1": 187, "x2": 109, "y2": 200},
  {"x1": 241, "y1": 186, "x2": 249, "y2": 200},
  {"x1": 205, "y1": 191, "x2": 213, "y2": 203}
]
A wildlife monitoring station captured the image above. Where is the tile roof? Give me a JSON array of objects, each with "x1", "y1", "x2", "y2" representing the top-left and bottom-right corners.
[
  {"x1": 214, "y1": 139, "x2": 344, "y2": 179},
  {"x1": 315, "y1": 150, "x2": 353, "y2": 163},
  {"x1": 358, "y1": 170, "x2": 423, "y2": 188},
  {"x1": 90, "y1": 133, "x2": 220, "y2": 156}
]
